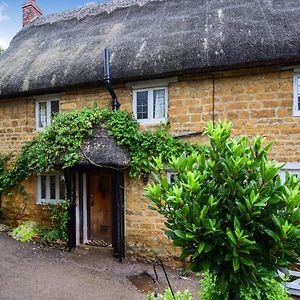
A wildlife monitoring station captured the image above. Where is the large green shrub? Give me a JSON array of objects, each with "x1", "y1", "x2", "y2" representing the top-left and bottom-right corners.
[{"x1": 145, "y1": 122, "x2": 300, "y2": 299}]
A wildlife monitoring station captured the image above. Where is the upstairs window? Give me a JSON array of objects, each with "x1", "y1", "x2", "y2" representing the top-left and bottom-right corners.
[
  {"x1": 293, "y1": 74, "x2": 300, "y2": 117},
  {"x1": 36, "y1": 173, "x2": 65, "y2": 205},
  {"x1": 35, "y1": 99, "x2": 59, "y2": 130},
  {"x1": 133, "y1": 87, "x2": 168, "y2": 124}
]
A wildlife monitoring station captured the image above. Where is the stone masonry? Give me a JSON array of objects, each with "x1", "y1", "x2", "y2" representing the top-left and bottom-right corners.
[{"x1": 0, "y1": 67, "x2": 298, "y2": 262}]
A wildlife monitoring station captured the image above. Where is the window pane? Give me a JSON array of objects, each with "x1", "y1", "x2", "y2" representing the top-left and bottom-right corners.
[
  {"x1": 50, "y1": 175, "x2": 56, "y2": 200},
  {"x1": 38, "y1": 102, "x2": 47, "y2": 128},
  {"x1": 153, "y1": 89, "x2": 165, "y2": 119},
  {"x1": 169, "y1": 173, "x2": 178, "y2": 184},
  {"x1": 41, "y1": 176, "x2": 47, "y2": 199},
  {"x1": 136, "y1": 91, "x2": 148, "y2": 119},
  {"x1": 51, "y1": 100, "x2": 59, "y2": 117},
  {"x1": 59, "y1": 175, "x2": 65, "y2": 200},
  {"x1": 298, "y1": 96, "x2": 300, "y2": 111}
]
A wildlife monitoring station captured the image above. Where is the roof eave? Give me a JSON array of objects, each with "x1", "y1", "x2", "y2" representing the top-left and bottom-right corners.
[{"x1": 0, "y1": 57, "x2": 299, "y2": 100}]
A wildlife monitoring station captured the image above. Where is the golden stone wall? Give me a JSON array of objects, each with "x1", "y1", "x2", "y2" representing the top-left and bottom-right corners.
[{"x1": 0, "y1": 68, "x2": 298, "y2": 262}]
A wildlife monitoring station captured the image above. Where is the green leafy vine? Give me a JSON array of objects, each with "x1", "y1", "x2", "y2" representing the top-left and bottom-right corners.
[{"x1": 0, "y1": 106, "x2": 204, "y2": 195}]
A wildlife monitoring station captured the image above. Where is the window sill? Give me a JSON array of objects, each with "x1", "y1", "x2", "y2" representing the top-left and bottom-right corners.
[
  {"x1": 36, "y1": 127, "x2": 47, "y2": 132},
  {"x1": 137, "y1": 118, "x2": 167, "y2": 125},
  {"x1": 36, "y1": 200, "x2": 62, "y2": 205}
]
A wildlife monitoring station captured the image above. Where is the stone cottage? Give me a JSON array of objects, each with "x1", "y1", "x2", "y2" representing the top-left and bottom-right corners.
[{"x1": 0, "y1": 0, "x2": 300, "y2": 262}]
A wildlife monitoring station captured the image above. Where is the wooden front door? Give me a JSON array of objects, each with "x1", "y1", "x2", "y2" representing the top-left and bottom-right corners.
[{"x1": 88, "y1": 173, "x2": 113, "y2": 243}]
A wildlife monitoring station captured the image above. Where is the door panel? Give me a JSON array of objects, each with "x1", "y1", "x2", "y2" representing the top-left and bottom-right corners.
[{"x1": 88, "y1": 174, "x2": 113, "y2": 242}]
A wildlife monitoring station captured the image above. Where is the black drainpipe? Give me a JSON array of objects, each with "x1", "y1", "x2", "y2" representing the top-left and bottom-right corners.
[
  {"x1": 104, "y1": 48, "x2": 120, "y2": 111},
  {"x1": 104, "y1": 49, "x2": 123, "y2": 262},
  {"x1": 212, "y1": 74, "x2": 216, "y2": 127}
]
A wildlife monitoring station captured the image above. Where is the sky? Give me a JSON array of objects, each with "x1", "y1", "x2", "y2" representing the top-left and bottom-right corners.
[{"x1": 0, "y1": 0, "x2": 108, "y2": 49}]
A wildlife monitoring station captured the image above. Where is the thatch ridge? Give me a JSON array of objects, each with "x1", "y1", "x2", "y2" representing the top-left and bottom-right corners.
[{"x1": 32, "y1": 0, "x2": 162, "y2": 25}]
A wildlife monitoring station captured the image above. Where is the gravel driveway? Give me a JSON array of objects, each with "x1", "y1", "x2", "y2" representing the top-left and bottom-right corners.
[{"x1": 0, "y1": 232, "x2": 199, "y2": 300}]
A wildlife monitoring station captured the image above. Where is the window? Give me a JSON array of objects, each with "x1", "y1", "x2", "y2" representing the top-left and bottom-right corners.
[
  {"x1": 278, "y1": 163, "x2": 300, "y2": 184},
  {"x1": 167, "y1": 171, "x2": 178, "y2": 185},
  {"x1": 133, "y1": 87, "x2": 168, "y2": 124},
  {"x1": 35, "y1": 99, "x2": 59, "y2": 130},
  {"x1": 36, "y1": 173, "x2": 66, "y2": 204},
  {"x1": 293, "y1": 74, "x2": 300, "y2": 117}
]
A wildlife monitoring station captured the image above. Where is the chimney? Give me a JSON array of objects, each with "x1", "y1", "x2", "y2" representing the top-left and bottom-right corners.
[{"x1": 22, "y1": 0, "x2": 42, "y2": 27}]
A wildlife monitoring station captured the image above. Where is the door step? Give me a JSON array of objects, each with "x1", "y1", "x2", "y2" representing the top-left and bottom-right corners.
[
  {"x1": 86, "y1": 239, "x2": 112, "y2": 247},
  {"x1": 76, "y1": 243, "x2": 113, "y2": 254}
]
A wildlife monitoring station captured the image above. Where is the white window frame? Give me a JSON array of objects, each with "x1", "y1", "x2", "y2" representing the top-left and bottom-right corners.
[
  {"x1": 278, "y1": 162, "x2": 300, "y2": 184},
  {"x1": 36, "y1": 173, "x2": 65, "y2": 205},
  {"x1": 35, "y1": 98, "x2": 60, "y2": 131},
  {"x1": 167, "y1": 171, "x2": 178, "y2": 184},
  {"x1": 293, "y1": 73, "x2": 300, "y2": 117},
  {"x1": 133, "y1": 86, "x2": 168, "y2": 124}
]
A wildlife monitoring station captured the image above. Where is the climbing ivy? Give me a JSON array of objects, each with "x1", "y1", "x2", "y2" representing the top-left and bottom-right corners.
[
  {"x1": 107, "y1": 110, "x2": 203, "y2": 177},
  {"x1": 0, "y1": 153, "x2": 11, "y2": 194},
  {"x1": 0, "y1": 107, "x2": 108, "y2": 194},
  {"x1": 0, "y1": 106, "x2": 204, "y2": 195}
]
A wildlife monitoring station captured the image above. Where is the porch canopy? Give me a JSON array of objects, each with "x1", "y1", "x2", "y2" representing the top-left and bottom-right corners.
[
  {"x1": 77, "y1": 126, "x2": 130, "y2": 169},
  {"x1": 64, "y1": 125, "x2": 128, "y2": 256}
]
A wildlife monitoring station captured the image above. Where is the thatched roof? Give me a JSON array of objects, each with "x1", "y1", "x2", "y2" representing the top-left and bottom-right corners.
[
  {"x1": 1, "y1": 0, "x2": 300, "y2": 98},
  {"x1": 78, "y1": 126, "x2": 130, "y2": 168}
]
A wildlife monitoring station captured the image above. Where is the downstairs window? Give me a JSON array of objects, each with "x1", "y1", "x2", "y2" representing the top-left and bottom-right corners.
[
  {"x1": 278, "y1": 163, "x2": 300, "y2": 183},
  {"x1": 36, "y1": 173, "x2": 66, "y2": 205}
]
